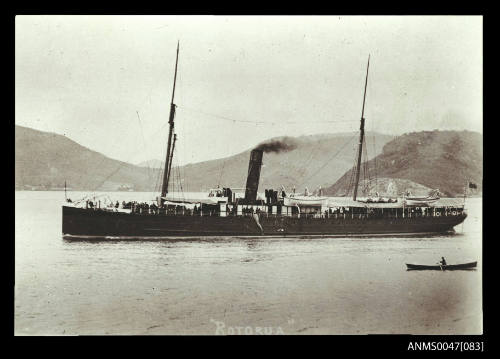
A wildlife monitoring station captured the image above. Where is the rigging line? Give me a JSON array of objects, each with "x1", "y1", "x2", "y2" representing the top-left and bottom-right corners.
[
  {"x1": 362, "y1": 140, "x2": 369, "y2": 194},
  {"x1": 295, "y1": 134, "x2": 353, "y2": 179},
  {"x1": 174, "y1": 156, "x2": 182, "y2": 200},
  {"x1": 176, "y1": 105, "x2": 357, "y2": 125},
  {"x1": 170, "y1": 161, "x2": 176, "y2": 198},
  {"x1": 167, "y1": 144, "x2": 184, "y2": 202},
  {"x1": 136, "y1": 111, "x2": 153, "y2": 183},
  {"x1": 362, "y1": 140, "x2": 367, "y2": 180},
  {"x1": 366, "y1": 74, "x2": 378, "y2": 195},
  {"x1": 350, "y1": 146, "x2": 361, "y2": 193},
  {"x1": 364, "y1": 142, "x2": 372, "y2": 186},
  {"x1": 293, "y1": 142, "x2": 319, "y2": 179},
  {"x1": 86, "y1": 123, "x2": 138, "y2": 179},
  {"x1": 153, "y1": 161, "x2": 164, "y2": 194},
  {"x1": 153, "y1": 134, "x2": 166, "y2": 194},
  {"x1": 177, "y1": 164, "x2": 185, "y2": 201},
  {"x1": 346, "y1": 161, "x2": 357, "y2": 196},
  {"x1": 178, "y1": 141, "x2": 186, "y2": 197},
  {"x1": 347, "y1": 142, "x2": 360, "y2": 196},
  {"x1": 178, "y1": 110, "x2": 188, "y2": 194},
  {"x1": 179, "y1": 127, "x2": 189, "y2": 195},
  {"x1": 172, "y1": 155, "x2": 185, "y2": 202},
  {"x1": 92, "y1": 163, "x2": 129, "y2": 192},
  {"x1": 87, "y1": 79, "x2": 169, "y2": 181},
  {"x1": 296, "y1": 134, "x2": 357, "y2": 189},
  {"x1": 348, "y1": 166, "x2": 355, "y2": 196},
  {"x1": 90, "y1": 117, "x2": 172, "y2": 193},
  {"x1": 156, "y1": 123, "x2": 173, "y2": 195},
  {"x1": 373, "y1": 133, "x2": 378, "y2": 194},
  {"x1": 174, "y1": 147, "x2": 183, "y2": 195},
  {"x1": 93, "y1": 127, "x2": 167, "y2": 193},
  {"x1": 217, "y1": 157, "x2": 228, "y2": 188}
]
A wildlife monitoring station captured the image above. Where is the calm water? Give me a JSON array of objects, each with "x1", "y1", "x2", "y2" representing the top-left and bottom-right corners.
[{"x1": 15, "y1": 191, "x2": 482, "y2": 335}]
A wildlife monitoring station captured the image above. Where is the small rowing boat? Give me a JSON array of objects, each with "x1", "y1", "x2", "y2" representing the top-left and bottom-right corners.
[{"x1": 406, "y1": 261, "x2": 477, "y2": 271}]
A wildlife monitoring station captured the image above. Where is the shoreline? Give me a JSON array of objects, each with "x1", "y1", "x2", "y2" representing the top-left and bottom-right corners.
[{"x1": 14, "y1": 189, "x2": 484, "y2": 199}]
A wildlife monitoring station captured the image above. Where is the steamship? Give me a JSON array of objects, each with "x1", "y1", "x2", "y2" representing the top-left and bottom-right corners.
[{"x1": 62, "y1": 46, "x2": 467, "y2": 238}]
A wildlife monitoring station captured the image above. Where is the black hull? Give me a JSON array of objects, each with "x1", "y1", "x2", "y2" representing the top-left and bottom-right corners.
[
  {"x1": 62, "y1": 206, "x2": 467, "y2": 238},
  {"x1": 406, "y1": 262, "x2": 477, "y2": 271}
]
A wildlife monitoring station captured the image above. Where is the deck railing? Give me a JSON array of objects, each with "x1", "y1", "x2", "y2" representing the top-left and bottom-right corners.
[{"x1": 85, "y1": 206, "x2": 465, "y2": 219}]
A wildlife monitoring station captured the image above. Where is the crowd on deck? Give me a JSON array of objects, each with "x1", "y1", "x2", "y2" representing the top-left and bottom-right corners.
[{"x1": 78, "y1": 197, "x2": 465, "y2": 219}]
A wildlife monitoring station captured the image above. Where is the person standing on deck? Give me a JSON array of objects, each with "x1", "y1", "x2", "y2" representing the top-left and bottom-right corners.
[{"x1": 440, "y1": 257, "x2": 447, "y2": 266}]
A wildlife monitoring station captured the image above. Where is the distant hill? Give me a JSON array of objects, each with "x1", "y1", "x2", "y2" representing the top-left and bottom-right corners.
[
  {"x1": 325, "y1": 130, "x2": 482, "y2": 197},
  {"x1": 15, "y1": 125, "x2": 161, "y2": 191},
  {"x1": 15, "y1": 125, "x2": 393, "y2": 192}
]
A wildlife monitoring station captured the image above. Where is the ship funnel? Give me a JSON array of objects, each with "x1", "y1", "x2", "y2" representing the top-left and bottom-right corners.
[{"x1": 244, "y1": 149, "x2": 263, "y2": 203}]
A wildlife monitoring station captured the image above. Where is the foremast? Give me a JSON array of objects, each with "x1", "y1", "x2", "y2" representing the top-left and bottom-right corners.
[
  {"x1": 160, "y1": 41, "x2": 180, "y2": 204},
  {"x1": 353, "y1": 55, "x2": 370, "y2": 201}
]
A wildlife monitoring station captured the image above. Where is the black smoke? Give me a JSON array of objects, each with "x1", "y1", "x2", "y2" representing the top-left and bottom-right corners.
[{"x1": 255, "y1": 137, "x2": 298, "y2": 153}]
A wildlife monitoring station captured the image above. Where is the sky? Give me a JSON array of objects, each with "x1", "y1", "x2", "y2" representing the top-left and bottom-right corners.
[{"x1": 15, "y1": 15, "x2": 482, "y2": 166}]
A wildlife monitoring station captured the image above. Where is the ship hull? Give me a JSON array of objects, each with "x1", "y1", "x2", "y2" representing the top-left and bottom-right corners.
[{"x1": 62, "y1": 206, "x2": 467, "y2": 238}]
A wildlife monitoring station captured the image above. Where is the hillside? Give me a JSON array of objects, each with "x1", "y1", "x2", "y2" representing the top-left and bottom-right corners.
[
  {"x1": 15, "y1": 125, "x2": 393, "y2": 192},
  {"x1": 325, "y1": 130, "x2": 482, "y2": 197},
  {"x1": 15, "y1": 125, "x2": 161, "y2": 191}
]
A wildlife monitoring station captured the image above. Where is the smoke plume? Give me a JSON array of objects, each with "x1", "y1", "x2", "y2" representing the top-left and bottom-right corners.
[{"x1": 255, "y1": 137, "x2": 298, "y2": 153}]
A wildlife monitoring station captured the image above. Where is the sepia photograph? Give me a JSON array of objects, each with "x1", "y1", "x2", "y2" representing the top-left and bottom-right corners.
[{"x1": 15, "y1": 15, "x2": 483, "y2": 337}]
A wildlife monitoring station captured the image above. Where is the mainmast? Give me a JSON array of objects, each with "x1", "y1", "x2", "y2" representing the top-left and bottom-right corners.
[
  {"x1": 353, "y1": 55, "x2": 370, "y2": 202},
  {"x1": 160, "y1": 41, "x2": 180, "y2": 202}
]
